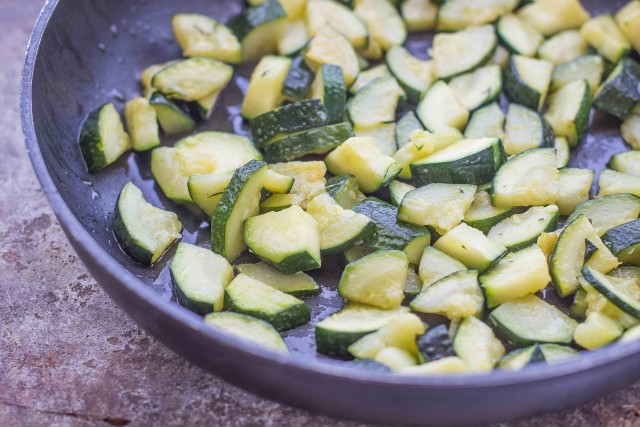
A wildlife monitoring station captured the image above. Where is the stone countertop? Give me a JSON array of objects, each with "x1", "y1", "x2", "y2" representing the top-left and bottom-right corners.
[{"x1": 2, "y1": 1, "x2": 640, "y2": 426}]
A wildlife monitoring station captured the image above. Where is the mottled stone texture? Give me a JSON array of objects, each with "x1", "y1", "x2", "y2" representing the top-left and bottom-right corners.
[{"x1": 2, "y1": 1, "x2": 640, "y2": 426}]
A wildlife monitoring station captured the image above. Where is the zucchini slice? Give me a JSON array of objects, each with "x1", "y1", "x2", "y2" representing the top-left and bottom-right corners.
[
  {"x1": 325, "y1": 175, "x2": 365, "y2": 210},
  {"x1": 172, "y1": 14, "x2": 241, "y2": 63},
  {"x1": 79, "y1": 103, "x2": 131, "y2": 172},
  {"x1": 236, "y1": 262, "x2": 320, "y2": 296},
  {"x1": 152, "y1": 58, "x2": 233, "y2": 101},
  {"x1": 349, "y1": 64, "x2": 390, "y2": 95},
  {"x1": 517, "y1": 0, "x2": 590, "y2": 37},
  {"x1": 574, "y1": 311, "x2": 624, "y2": 350},
  {"x1": 354, "y1": 0, "x2": 407, "y2": 51},
  {"x1": 278, "y1": 19, "x2": 309, "y2": 57},
  {"x1": 616, "y1": 1, "x2": 640, "y2": 54},
  {"x1": 141, "y1": 60, "x2": 178, "y2": 98},
  {"x1": 418, "y1": 246, "x2": 467, "y2": 289},
  {"x1": 492, "y1": 148, "x2": 559, "y2": 208},
  {"x1": 354, "y1": 123, "x2": 397, "y2": 157},
  {"x1": 621, "y1": 107, "x2": 640, "y2": 149},
  {"x1": 348, "y1": 313, "x2": 426, "y2": 359},
  {"x1": 241, "y1": 55, "x2": 291, "y2": 119},
  {"x1": 386, "y1": 46, "x2": 434, "y2": 102},
  {"x1": 567, "y1": 194, "x2": 640, "y2": 236},
  {"x1": 437, "y1": 0, "x2": 518, "y2": 31},
  {"x1": 194, "y1": 90, "x2": 221, "y2": 121},
  {"x1": 170, "y1": 243, "x2": 234, "y2": 314},
  {"x1": 555, "y1": 137, "x2": 570, "y2": 169},
  {"x1": 315, "y1": 303, "x2": 409, "y2": 357},
  {"x1": 599, "y1": 169, "x2": 640, "y2": 198},
  {"x1": 389, "y1": 181, "x2": 415, "y2": 207},
  {"x1": 264, "y1": 122, "x2": 354, "y2": 163},
  {"x1": 187, "y1": 172, "x2": 233, "y2": 217},
  {"x1": 497, "y1": 345, "x2": 545, "y2": 371},
  {"x1": 410, "y1": 270, "x2": 485, "y2": 319},
  {"x1": 228, "y1": 0, "x2": 288, "y2": 62},
  {"x1": 449, "y1": 65, "x2": 502, "y2": 112},
  {"x1": 545, "y1": 79, "x2": 591, "y2": 147},
  {"x1": 551, "y1": 55, "x2": 604, "y2": 95},
  {"x1": 393, "y1": 129, "x2": 463, "y2": 179},
  {"x1": 503, "y1": 104, "x2": 554, "y2": 156},
  {"x1": 347, "y1": 76, "x2": 405, "y2": 128},
  {"x1": 417, "y1": 81, "x2": 469, "y2": 133},
  {"x1": 582, "y1": 266, "x2": 640, "y2": 318},
  {"x1": 269, "y1": 161, "x2": 327, "y2": 208},
  {"x1": 404, "y1": 268, "x2": 423, "y2": 298},
  {"x1": 464, "y1": 103, "x2": 505, "y2": 140},
  {"x1": 225, "y1": 274, "x2": 310, "y2": 331},
  {"x1": 571, "y1": 288, "x2": 589, "y2": 319},
  {"x1": 557, "y1": 168, "x2": 594, "y2": 216},
  {"x1": 489, "y1": 294, "x2": 578, "y2": 348},
  {"x1": 113, "y1": 182, "x2": 182, "y2": 265},
  {"x1": 306, "y1": 0, "x2": 368, "y2": 50},
  {"x1": 397, "y1": 357, "x2": 470, "y2": 375},
  {"x1": 539, "y1": 344, "x2": 578, "y2": 363},
  {"x1": 416, "y1": 325, "x2": 456, "y2": 363},
  {"x1": 304, "y1": 25, "x2": 360, "y2": 87},
  {"x1": 374, "y1": 347, "x2": 418, "y2": 371},
  {"x1": 497, "y1": 14, "x2": 543, "y2": 57},
  {"x1": 324, "y1": 137, "x2": 402, "y2": 193},
  {"x1": 396, "y1": 112, "x2": 424, "y2": 148},
  {"x1": 432, "y1": 25, "x2": 497, "y2": 79},
  {"x1": 434, "y1": 223, "x2": 508, "y2": 273},
  {"x1": 401, "y1": 0, "x2": 438, "y2": 32},
  {"x1": 622, "y1": 325, "x2": 640, "y2": 343},
  {"x1": 311, "y1": 64, "x2": 348, "y2": 125},
  {"x1": 124, "y1": 97, "x2": 159, "y2": 152},
  {"x1": 259, "y1": 194, "x2": 295, "y2": 213},
  {"x1": 244, "y1": 205, "x2": 321, "y2": 273},
  {"x1": 581, "y1": 15, "x2": 631, "y2": 64},
  {"x1": 149, "y1": 92, "x2": 196, "y2": 135},
  {"x1": 487, "y1": 205, "x2": 559, "y2": 252},
  {"x1": 609, "y1": 151, "x2": 640, "y2": 176},
  {"x1": 453, "y1": 317, "x2": 505, "y2": 372},
  {"x1": 602, "y1": 220, "x2": 640, "y2": 266},
  {"x1": 282, "y1": 56, "x2": 315, "y2": 102},
  {"x1": 537, "y1": 30, "x2": 588, "y2": 66},
  {"x1": 593, "y1": 58, "x2": 640, "y2": 120},
  {"x1": 480, "y1": 244, "x2": 551, "y2": 308},
  {"x1": 264, "y1": 169, "x2": 295, "y2": 194},
  {"x1": 306, "y1": 193, "x2": 375, "y2": 254},
  {"x1": 464, "y1": 190, "x2": 523, "y2": 235},
  {"x1": 204, "y1": 312, "x2": 288, "y2": 354},
  {"x1": 504, "y1": 55, "x2": 553, "y2": 111}
]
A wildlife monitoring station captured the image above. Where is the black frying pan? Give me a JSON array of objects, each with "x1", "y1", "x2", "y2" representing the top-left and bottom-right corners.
[{"x1": 21, "y1": 0, "x2": 640, "y2": 424}]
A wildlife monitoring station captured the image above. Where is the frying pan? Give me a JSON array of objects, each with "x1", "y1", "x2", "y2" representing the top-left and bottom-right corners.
[{"x1": 20, "y1": 0, "x2": 640, "y2": 424}]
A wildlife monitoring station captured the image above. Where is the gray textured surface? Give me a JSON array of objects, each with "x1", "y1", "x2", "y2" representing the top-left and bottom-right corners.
[{"x1": 3, "y1": 1, "x2": 640, "y2": 426}]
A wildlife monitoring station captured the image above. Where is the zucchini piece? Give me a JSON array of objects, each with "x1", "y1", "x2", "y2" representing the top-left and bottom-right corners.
[
  {"x1": 385, "y1": 46, "x2": 434, "y2": 102},
  {"x1": 124, "y1": 97, "x2": 159, "y2": 152},
  {"x1": 324, "y1": 137, "x2": 402, "y2": 193},
  {"x1": 282, "y1": 56, "x2": 315, "y2": 102},
  {"x1": 622, "y1": 106, "x2": 640, "y2": 149},
  {"x1": 228, "y1": 0, "x2": 288, "y2": 62},
  {"x1": 315, "y1": 303, "x2": 409, "y2": 357},
  {"x1": 306, "y1": 0, "x2": 368, "y2": 50},
  {"x1": 609, "y1": 265, "x2": 640, "y2": 282},
  {"x1": 551, "y1": 55, "x2": 604, "y2": 95},
  {"x1": 497, "y1": 14, "x2": 543, "y2": 57},
  {"x1": 389, "y1": 181, "x2": 415, "y2": 207},
  {"x1": 410, "y1": 270, "x2": 485, "y2": 319},
  {"x1": 616, "y1": 1, "x2": 640, "y2": 54},
  {"x1": 339, "y1": 250, "x2": 408, "y2": 309},
  {"x1": 416, "y1": 324, "x2": 455, "y2": 363},
  {"x1": 593, "y1": 58, "x2": 640, "y2": 120},
  {"x1": 488, "y1": 45, "x2": 510, "y2": 69},
  {"x1": 269, "y1": 161, "x2": 327, "y2": 209},
  {"x1": 397, "y1": 357, "x2": 470, "y2": 375},
  {"x1": 343, "y1": 246, "x2": 373, "y2": 264},
  {"x1": 325, "y1": 175, "x2": 365, "y2": 210},
  {"x1": 449, "y1": 66, "x2": 502, "y2": 112},
  {"x1": 555, "y1": 137, "x2": 570, "y2": 169},
  {"x1": 503, "y1": 104, "x2": 554, "y2": 156},
  {"x1": 348, "y1": 313, "x2": 426, "y2": 359},
  {"x1": 347, "y1": 76, "x2": 405, "y2": 128},
  {"x1": 352, "y1": 197, "x2": 430, "y2": 265},
  {"x1": 432, "y1": 25, "x2": 497, "y2": 79},
  {"x1": 236, "y1": 262, "x2": 320, "y2": 296},
  {"x1": 306, "y1": 193, "x2": 375, "y2": 254},
  {"x1": 464, "y1": 190, "x2": 523, "y2": 235},
  {"x1": 113, "y1": 182, "x2": 182, "y2": 265},
  {"x1": 497, "y1": 344, "x2": 545, "y2": 371},
  {"x1": 489, "y1": 294, "x2": 578, "y2": 348},
  {"x1": 79, "y1": 103, "x2": 131, "y2": 172},
  {"x1": 621, "y1": 324, "x2": 640, "y2": 343},
  {"x1": 487, "y1": 205, "x2": 559, "y2": 252},
  {"x1": 172, "y1": 14, "x2": 241, "y2": 63},
  {"x1": 194, "y1": 90, "x2": 221, "y2": 121},
  {"x1": 404, "y1": 268, "x2": 423, "y2": 298},
  {"x1": 539, "y1": 344, "x2": 578, "y2": 363},
  {"x1": 247, "y1": 0, "x2": 306, "y2": 20},
  {"x1": 492, "y1": 148, "x2": 559, "y2": 208},
  {"x1": 602, "y1": 220, "x2": 640, "y2": 266},
  {"x1": 545, "y1": 79, "x2": 591, "y2": 147},
  {"x1": 311, "y1": 64, "x2": 347, "y2": 125},
  {"x1": 581, "y1": 15, "x2": 631, "y2": 64},
  {"x1": 244, "y1": 205, "x2": 321, "y2": 273},
  {"x1": 599, "y1": 169, "x2": 640, "y2": 198},
  {"x1": 610, "y1": 151, "x2": 640, "y2": 176},
  {"x1": 393, "y1": 129, "x2": 463, "y2": 179},
  {"x1": 401, "y1": 0, "x2": 437, "y2": 32},
  {"x1": 264, "y1": 122, "x2": 354, "y2": 163},
  {"x1": 354, "y1": 0, "x2": 407, "y2": 51},
  {"x1": 264, "y1": 169, "x2": 295, "y2": 194},
  {"x1": 504, "y1": 55, "x2": 553, "y2": 111},
  {"x1": 149, "y1": 92, "x2": 196, "y2": 135},
  {"x1": 396, "y1": 112, "x2": 424, "y2": 148},
  {"x1": 354, "y1": 123, "x2": 397, "y2": 157},
  {"x1": 574, "y1": 311, "x2": 624, "y2": 350},
  {"x1": 259, "y1": 193, "x2": 295, "y2": 213},
  {"x1": 537, "y1": 30, "x2": 588, "y2": 66},
  {"x1": 250, "y1": 99, "x2": 329, "y2": 147},
  {"x1": 571, "y1": 287, "x2": 589, "y2": 319},
  {"x1": 187, "y1": 172, "x2": 233, "y2": 217},
  {"x1": 152, "y1": 58, "x2": 233, "y2": 101},
  {"x1": 582, "y1": 266, "x2": 640, "y2": 318},
  {"x1": 204, "y1": 312, "x2": 288, "y2": 354},
  {"x1": 418, "y1": 246, "x2": 467, "y2": 288},
  {"x1": 349, "y1": 64, "x2": 390, "y2": 95},
  {"x1": 436, "y1": 0, "x2": 518, "y2": 31},
  {"x1": 141, "y1": 60, "x2": 178, "y2": 98},
  {"x1": 225, "y1": 274, "x2": 310, "y2": 331},
  {"x1": 567, "y1": 194, "x2": 640, "y2": 236},
  {"x1": 557, "y1": 168, "x2": 594, "y2": 215},
  {"x1": 434, "y1": 223, "x2": 508, "y2": 273},
  {"x1": 398, "y1": 183, "x2": 476, "y2": 234},
  {"x1": 517, "y1": 0, "x2": 590, "y2": 37},
  {"x1": 304, "y1": 25, "x2": 360, "y2": 87},
  {"x1": 453, "y1": 317, "x2": 505, "y2": 372},
  {"x1": 417, "y1": 81, "x2": 469, "y2": 133},
  {"x1": 374, "y1": 347, "x2": 417, "y2": 371},
  {"x1": 480, "y1": 244, "x2": 551, "y2": 308},
  {"x1": 464, "y1": 103, "x2": 505, "y2": 140},
  {"x1": 241, "y1": 55, "x2": 291, "y2": 119},
  {"x1": 278, "y1": 19, "x2": 309, "y2": 57},
  {"x1": 170, "y1": 243, "x2": 234, "y2": 314}
]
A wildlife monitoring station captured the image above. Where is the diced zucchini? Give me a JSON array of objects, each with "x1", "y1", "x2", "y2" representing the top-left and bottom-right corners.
[
  {"x1": 574, "y1": 311, "x2": 624, "y2": 350},
  {"x1": 347, "y1": 76, "x2": 405, "y2": 128},
  {"x1": 236, "y1": 262, "x2": 320, "y2": 296},
  {"x1": 517, "y1": 0, "x2": 590, "y2": 37},
  {"x1": 609, "y1": 152, "x2": 640, "y2": 178},
  {"x1": 354, "y1": 0, "x2": 407, "y2": 51},
  {"x1": 487, "y1": 205, "x2": 559, "y2": 252},
  {"x1": 599, "y1": 169, "x2": 640, "y2": 198},
  {"x1": 418, "y1": 246, "x2": 467, "y2": 288},
  {"x1": 464, "y1": 103, "x2": 505, "y2": 139},
  {"x1": 601, "y1": 220, "x2": 640, "y2": 266},
  {"x1": 311, "y1": 64, "x2": 347, "y2": 125},
  {"x1": 204, "y1": 312, "x2": 288, "y2": 354},
  {"x1": 315, "y1": 303, "x2": 409, "y2": 357},
  {"x1": 152, "y1": 58, "x2": 233, "y2": 101},
  {"x1": 410, "y1": 270, "x2": 484, "y2": 319},
  {"x1": 593, "y1": 58, "x2": 640, "y2": 120},
  {"x1": 306, "y1": 0, "x2": 368, "y2": 49},
  {"x1": 539, "y1": 344, "x2": 578, "y2": 362},
  {"x1": 464, "y1": 190, "x2": 523, "y2": 234},
  {"x1": 278, "y1": 19, "x2": 309, "y2": 57},
  {"x1": 401, "y1": 0, "x2": 438, "y2": 32},
  {"x1": 265, "y1": 122, "x2": 354, "y2": 163},
  {"x1": 621, "y1": 108, "x2": 640, "y2": 149},
  {"x1": 386, "y1": 46, "x2": 434, "y2": 102},
  {"x1": 393, "y1": 129, "x2": 463, "y2": 179},
  {"x1": 228, "y1": 0, "x2": 288, "y2": 62},
  {"x1": 374, "y1": 347, "x2": 417, "y2": 371},
  {"x1": 348, "y1": 313, "x2": 426, "y2": 359},
  {"x1": 398, "y1": 357, "x2": 470, "y2": 375},
  {"x1": 282, "y1": 56, "x2": 315, "y2": 102},
  {"x1": 416, "y1": 324, "x2": 456, "y2": 363},
  {"x1": 79, "y1": 103, "x2": 131, "y2": 172},
  {"x1": 349, "y1": 64, "x2": 390, "y2": 95},
  {"x1": 172, "y1": 14, "x2": 241, "y2": 63},
  {"x1": 582, "y1": 266, "x2": 640, "y2": 319},
  {"x1": 325, "y1": 175, "x2": 365, "y2": 210},
  {"x1": 149, "y1": 92, "x2": 196, "y2": 135},
  {"x1": 557, "y1": 168, "x2": 594, "y2": 215},
  {"x1": 389, "y1": 181, "x2": 415, "y2": 207},
  {"x1": 497, "y1": 344, "x2": 545, "y2": 371},
  {"x1": 567, "y1": 194, "x2": 640, "y2": 236},
  {"x1": 141, "y1": 60, "x2": 178, "y2": 98},
  {"x1": 269, "y1": 161, "x2": 327, "y2": 208},
  {"x1": 453, "y1": 317, "x2": 505, "y2": 372},
  {"x1": 545, "y1": 79, "x2": 591, "y2": 147},
  {"x1": 404, "y1": 268, "x2": 423, "y2": 298},
  {"x1": 489, "y1": 294, "x2": 578, "y2": 348},
  {"x1": 355, "y1": 123, "x2": 398, "y2": 157},
  {"x1": 305, "y1": 26, "x2": 360, "y2": 87},
  {"x1": 504, "y1": 55, "x2": 553, "y2": 111},
  {"x1": 503, "y1": 104, "x2": 554, "y2": 156},
  {"x1": 194, "y1": 90, "x2": 221, "y2": 121},
  {"x1": 264, "y1": 169, "x2": 295, "y2": 194},
  {"x1": 616, "y1": 0, "x2": 640, "y2": 54},
  {"x1": 432, "y1": 25, "x2": 497, "y2": 79},
  {"x1": 241, "y1": 55, "x2": 291, "y2": 119},
  {"x1": 259, "y1": 194, "x2": 295, "y2": 213},
  {"x1": 571, "y1": 287, "x2": 589, "y2": 319},
  {"x1": 555, "y1": 137, "x2": 570, "y2": 169},
  {"x1": 581, "y1": 15, "x2": 631, "y2": 64},
  {"x1": 551, "y1": 55, "x2": 604, "y2": 95},
  {"x1": 621, "y1": 324, "x2": 640, "y2": 343},
  {"x1": 537, "y1": 30, "x2": 588, "y2": 66},
  {"x1": 437, "y1": 0, "x2": 518, "y2": 31},
  {"x1": 434, "y1": 223, "x2": 507, "y2": 273},
  {"x1": 497, "y1": 14, "x2": 544, "y2": 57},
  {"x1": 580, "y1": 276, "x2": 639, "y2": 330},
  {"x1": 449, "y1": 65, "x2": 502, "y2": 112},
  {"x1": 488, "y1": 45, "x2": 511, "y2": 69},
  {"x1": 187, "y1": 172, "x2": 233, "y2": 217},
  {"x1": 124, "y1": 97, "x2": 159, "y2": 152},
  {"x1": 492, "y1": 148, "x2": 559, "y2": 208},
  {"x1": 417, "y1": 81, "x2": 469, "y2": 133},
  {"x1": 480, "y1": 244, "x2": 551, "y2": 308}
]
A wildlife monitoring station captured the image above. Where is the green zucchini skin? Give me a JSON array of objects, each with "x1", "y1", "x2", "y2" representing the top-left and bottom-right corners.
[
  {"x1": 601, "y1": 219, "x2": 640, "y2": 266},
  {"x1": 79, "y1": 104, "x2": 109, "y2": 172},
  {"x1": 113, "y1": 201, "x2": 153, "y2": 265},
  {"x1": 593, "y1": 58, "x2": 640, "y2": 120},
  {"x1": 325, "y1": 174, "x2": 362, "y2": 209},
  {"x1": 318, "y1": 64, "x2": 348, "y2": 125},
  {"x1": 581, "y1": 266, "x2": 640, "y2": 318},
  {"x1": 228, "y1": 0, "x2": 286, "y2": 41},
  {"x1": 315, "y1": 327, "x2": 371, "y2": 358},
  {"x1": 282, "y1": 56, "x2": 315, "y2": 102},
  {"x1": 264, "y1": 122, "x2": 354, "y2": 162},
  {"x1": 250, "y1": 99, "x2": 329, "y2": 146},
  {"x1": 224, "y1": 293, "x2": 310, "y2": 331},
  {"x1": 503, "y1": 58, "x2": 543, "y2": 111},
  {"x1": 149, "y1": 92, "x2": 196, "y2": 135}
]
